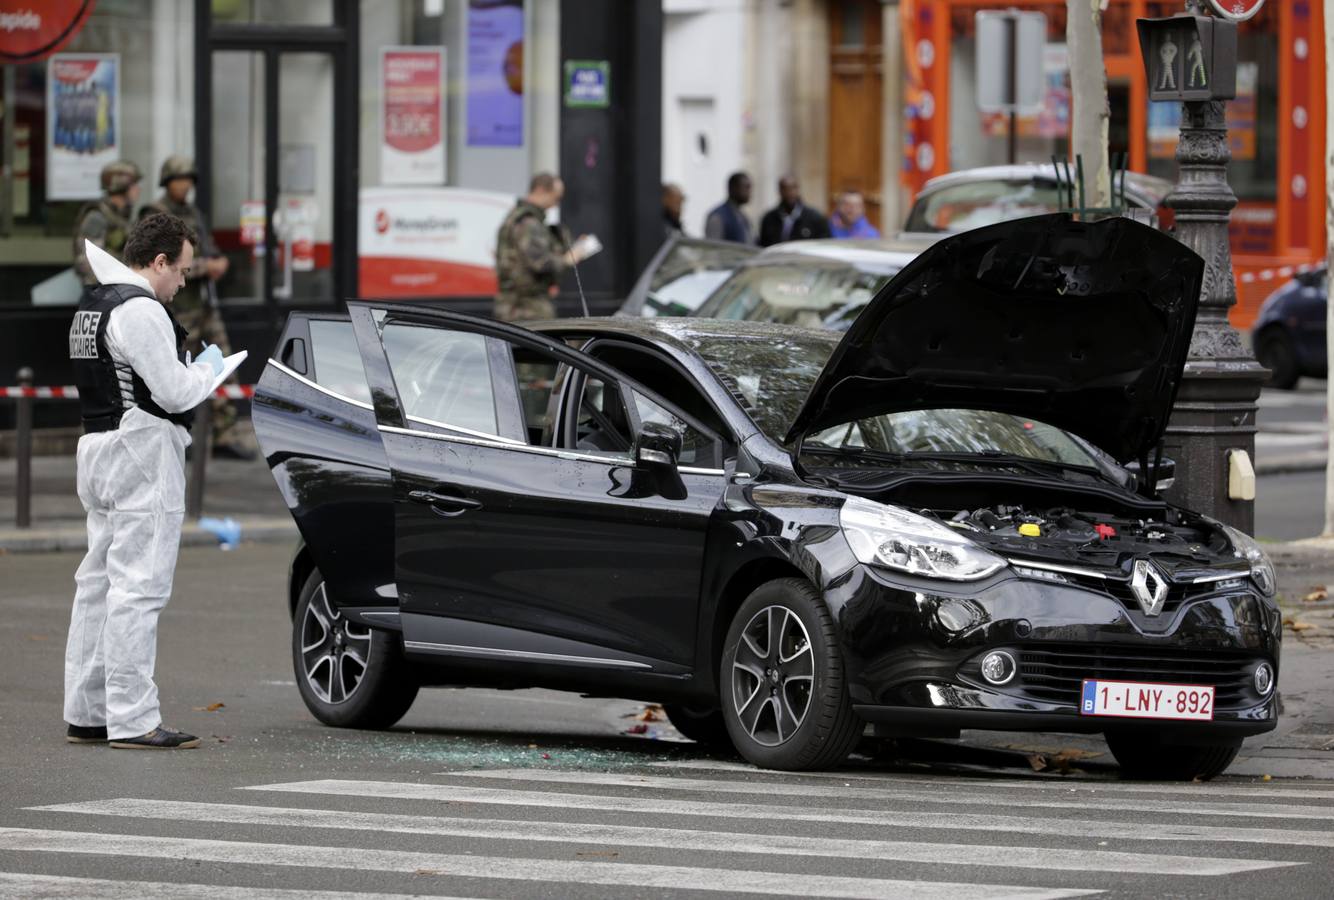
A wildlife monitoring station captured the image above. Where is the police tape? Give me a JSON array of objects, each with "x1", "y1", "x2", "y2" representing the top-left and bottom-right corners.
[{"x1": 2, "y1": 385, "x2": 256, "y2": 400}]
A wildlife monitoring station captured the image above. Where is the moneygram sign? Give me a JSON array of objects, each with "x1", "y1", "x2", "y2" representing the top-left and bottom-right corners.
[
  {"x1": 0, "y1": 0, "x2": 95, "y2": 64},
  {"x1": 359, "y1": 186, "x2": 513, "y2": 298}
]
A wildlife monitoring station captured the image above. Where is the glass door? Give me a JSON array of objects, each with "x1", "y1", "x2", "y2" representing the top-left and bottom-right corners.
[{"x1": 209, "y1": 47, "x2": 340, "y2": 308}]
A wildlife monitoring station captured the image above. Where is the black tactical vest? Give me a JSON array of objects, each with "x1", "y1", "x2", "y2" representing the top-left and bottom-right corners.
[{"x1": 70, "y1": 283, "x2": 198, "y2": 433}]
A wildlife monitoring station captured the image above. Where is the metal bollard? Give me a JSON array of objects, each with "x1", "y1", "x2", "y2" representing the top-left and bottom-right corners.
[
  {"x1": 15, "y1": 366, "x2": 33, "y2": 528},
  {"x1": 185, "y1": 401, "x2": 210, "y2": 519}
]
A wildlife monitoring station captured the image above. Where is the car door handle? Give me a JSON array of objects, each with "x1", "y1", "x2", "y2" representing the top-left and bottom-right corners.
[{"x1": 407, "y1": 490, "x2": 482, "y2": 516}]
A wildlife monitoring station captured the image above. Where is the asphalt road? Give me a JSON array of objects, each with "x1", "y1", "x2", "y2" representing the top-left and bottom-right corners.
[{"x1": 1, "y1": 542, "x2": 1332, "y2": 899}]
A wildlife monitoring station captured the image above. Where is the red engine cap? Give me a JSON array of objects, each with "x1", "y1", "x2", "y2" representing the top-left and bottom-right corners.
[{"x1": 1095, "y1": 524, "x2": 1117, "y2": 540}]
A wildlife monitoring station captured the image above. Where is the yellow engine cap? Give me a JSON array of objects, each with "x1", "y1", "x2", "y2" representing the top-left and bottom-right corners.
[{"x1": 1018, "y1": 523, "x2": 1042, "y2": 537}]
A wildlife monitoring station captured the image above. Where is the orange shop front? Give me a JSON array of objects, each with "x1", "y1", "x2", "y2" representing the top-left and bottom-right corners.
[{"x1": 900, "y1": 0, "x2": 1323, "y2": 328}]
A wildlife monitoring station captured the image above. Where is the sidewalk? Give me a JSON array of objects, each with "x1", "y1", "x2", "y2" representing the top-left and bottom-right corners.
[{"x1": 0, "y1": 429, "x2": 295, "y2": 553}]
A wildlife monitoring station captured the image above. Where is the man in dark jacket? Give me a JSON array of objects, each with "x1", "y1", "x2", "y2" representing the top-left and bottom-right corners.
[
  {"x1": 704, "y1": 172, "x2": 754, "y2": 245},
  {"x1": 758, "y1": 175, "x2": 831, "y2": 247}
]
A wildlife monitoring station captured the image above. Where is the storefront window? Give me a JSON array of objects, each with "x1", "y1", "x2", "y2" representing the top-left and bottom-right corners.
[
  {"x1": 0, "y1": 1, "x2": 193, "y2": 308},
  {"x1": 357, "y1": 0, "x2": 558, "y2": 299}
]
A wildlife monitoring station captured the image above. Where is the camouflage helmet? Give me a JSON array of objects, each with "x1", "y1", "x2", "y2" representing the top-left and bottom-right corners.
[
  {"x1": 158, "y1": 154, "x2": 198, "y2": 187},
  {"x1": 100, "y1": 160, "x2": 142, "y2": 195}
]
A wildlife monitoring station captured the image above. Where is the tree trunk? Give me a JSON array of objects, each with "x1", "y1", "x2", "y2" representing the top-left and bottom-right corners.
[
  {"x1": 1066, "y1": 0, "x2": 1110, "y2": 209},
  {"x1": 1324, "y1": 0, "x2": 1334, "y2": 536}
]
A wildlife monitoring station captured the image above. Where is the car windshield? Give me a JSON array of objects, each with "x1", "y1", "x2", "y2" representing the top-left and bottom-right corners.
[
  {"x1": 905, "y1": 180, "x2": 1066, "y2": 233},
  {"x1": 640, "y1": 239, "x2": 757, "y2": 316},
  {"x1": 694, "y1": 263, "x2": 893, "y2": 329},
  {"x1": 687, "y1": 330, "x2": 1102, "y2": 470}
]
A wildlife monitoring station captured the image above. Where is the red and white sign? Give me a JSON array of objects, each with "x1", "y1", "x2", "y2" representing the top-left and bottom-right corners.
[
  {"x1": 381, "y1": 47, "x2": 446, "y2": 186},
  {"x1": 359, "y1": 186, "x2": 512, "y2": 298},
  {"x1": 1207, "y1": 0, "x2": 1265, "y2": 22},
  {"x1": 0, "y1": 0, "x2": 94, "y2": 64},
  {"x1": 239, "y1": 201, "x2": 265, "y2": 246}
]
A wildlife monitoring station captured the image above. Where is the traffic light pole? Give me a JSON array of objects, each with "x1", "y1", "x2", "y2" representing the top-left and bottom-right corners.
[{"x1": 1158, "y1": 64, "x2": 1266, "y2": 531}]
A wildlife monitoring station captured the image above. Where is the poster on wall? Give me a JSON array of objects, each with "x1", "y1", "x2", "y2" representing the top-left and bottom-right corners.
[
  {"x1": 381, "y1": 46, "x2": 447, "y2": 185},
  {"x1": 466, "y1": 0, "x2": 524, "y2": 147},
  {"x1": 46, "y1": 53, "x2": 119, "y2": 200},
  {"x1": 1227, "y1": 62, "x2": 1257, "y2": 162},
  {"x1": 358, "y1": 186, "x2": 512, "y2": 298}
]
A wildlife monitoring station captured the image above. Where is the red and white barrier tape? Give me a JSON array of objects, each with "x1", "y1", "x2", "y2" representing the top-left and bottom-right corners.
[{"x1": 2, "y1": 384, "x2": 254, "y2": 399}]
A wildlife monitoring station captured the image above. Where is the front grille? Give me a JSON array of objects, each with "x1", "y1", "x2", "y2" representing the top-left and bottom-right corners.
[
  {"x1": 1064, "y1": 572, "x2": 1246, "y2": 617},
  {"x1": 1016, "y1": 643, "x2": 1257, "y2": 708}
]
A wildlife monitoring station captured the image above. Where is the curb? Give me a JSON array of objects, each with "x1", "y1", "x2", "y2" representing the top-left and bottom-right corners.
[
  {"x1": 1255, "y1": 452, "x2": 1327, "y2": 475},
  {"x1": 0, "y1": 516, "x2": 298, "y2": 554}
]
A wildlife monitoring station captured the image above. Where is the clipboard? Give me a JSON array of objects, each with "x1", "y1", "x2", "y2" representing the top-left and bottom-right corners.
[{"x1": 210, "y1": 350, "x2": 248, "y2": 394}]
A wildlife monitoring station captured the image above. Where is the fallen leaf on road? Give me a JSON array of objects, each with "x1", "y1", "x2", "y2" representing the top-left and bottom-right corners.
[
  {"x1": 1262, "y1": 774, "x2": 1272, "y2": 782},
  {"x1": 1291, "y1": 622, "x2": 1319, "y2": 633},
  {"x1": 27, "y1": 635, "x2": 49, "y2": 642},
  {"x1": 1026, "y1": 753, "x2": 1048, "y2": 772},
  {"x1": 1303, "y1": 587, "x2": 1328, "y2": 603},
  {"x1": 192, "y1": 702, "x2": 226, "y2": 712},
  {"x1": 212, "y1": 734, "x2": 231, "y2": 743}
]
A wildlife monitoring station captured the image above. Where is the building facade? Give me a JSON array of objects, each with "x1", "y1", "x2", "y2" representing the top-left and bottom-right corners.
[{"x1": 0, "y1": 0, "x2": 662, "y2": 427}]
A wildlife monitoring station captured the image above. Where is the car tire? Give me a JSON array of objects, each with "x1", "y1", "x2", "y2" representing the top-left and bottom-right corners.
[
  {"x1": 1104, "y1": 731, "x2": 1240, "y2": 781},
  {"x1": 1255, "y1": 330, "x2": 1300, "y2": 389},
  {"x1": 292, "y1": 570, "x2": 419, "y2": 729},
  {"x1": 719, "y1": 578, "x2": 863, "y2": 770},
  {"x1": 663, "y1": 703, "x2": 733, "y2": 748}
]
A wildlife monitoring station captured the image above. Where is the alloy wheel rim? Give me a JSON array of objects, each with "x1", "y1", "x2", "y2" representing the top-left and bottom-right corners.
[
  {"x1": 299, "y1": 583, "x2": 372, "y2": 704},
  {"x1": 730, "y1": 604, "x2": 814, "y2": 747}
]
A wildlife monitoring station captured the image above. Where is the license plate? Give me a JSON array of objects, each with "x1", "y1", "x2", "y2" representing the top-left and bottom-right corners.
[{"x1": 1080, "y1": 679, "x2": 1215, "y2": 721}]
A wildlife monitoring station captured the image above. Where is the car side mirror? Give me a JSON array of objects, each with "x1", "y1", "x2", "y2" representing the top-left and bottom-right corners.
[
  {"x1": 635, "y1": 421, "x2": 683, "y2": 469},
  {"x1": 1125, "y1": 457, "x2": 1176, "y2": 493}
]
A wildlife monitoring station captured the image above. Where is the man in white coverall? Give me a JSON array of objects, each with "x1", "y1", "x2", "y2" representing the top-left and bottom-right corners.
[{"x1": 65, "y1": 213, "x2": 224, "y2": 750}]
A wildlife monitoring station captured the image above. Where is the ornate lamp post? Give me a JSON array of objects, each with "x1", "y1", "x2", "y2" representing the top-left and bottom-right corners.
[{"x1": 1138, "y1": 0, "x2": 1266, "y2": 532}]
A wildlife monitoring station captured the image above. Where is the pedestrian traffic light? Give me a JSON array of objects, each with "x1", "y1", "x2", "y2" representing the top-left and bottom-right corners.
[{"x1": 1136, "y1": 13, "x2": 1237, "y2": 102}]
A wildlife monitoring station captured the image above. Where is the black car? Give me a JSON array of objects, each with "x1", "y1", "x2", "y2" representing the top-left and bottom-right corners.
[
  {"x1": 252, "y1": 214, "x2": 1280, "y2": 778},
  {"x1": 1251, "y1": 266, "x2": 1327, "y2": 389}
]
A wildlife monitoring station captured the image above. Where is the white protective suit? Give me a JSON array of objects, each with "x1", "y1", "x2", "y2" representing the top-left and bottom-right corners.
[{"x1": 64, "y1": 247, "x2": 216, "y2": 740}]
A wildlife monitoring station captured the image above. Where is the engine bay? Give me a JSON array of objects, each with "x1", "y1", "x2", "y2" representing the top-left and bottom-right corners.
[{"x1": 926, "y1": 503, "x2": 1231, "y2": 567}]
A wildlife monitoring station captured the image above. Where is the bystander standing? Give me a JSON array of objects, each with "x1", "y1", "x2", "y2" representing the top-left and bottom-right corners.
[
  {"x1": 758, "y1": 175, "x2": 831, "y2": 246},
  {"x1": 704, "y1": 172, "x2": 755, "y2": 245},
  {"x1": 830, "y1": 191, "x2": 881, "y2": 239}
]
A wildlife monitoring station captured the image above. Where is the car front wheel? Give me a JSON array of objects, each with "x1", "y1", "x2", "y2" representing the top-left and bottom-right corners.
[
  {"x1": 293, "y1": 570, "x2": 419, "y2": 729},
  {"x1": 720, "y1": 578, "x2": 863, "y2": 770},
  {"x1": 1255, "y1": 329, "x2": 1300, "y2": 389},
  {"x1": 1104, "y1": 731, "x2": 1241, "y2": 781}
]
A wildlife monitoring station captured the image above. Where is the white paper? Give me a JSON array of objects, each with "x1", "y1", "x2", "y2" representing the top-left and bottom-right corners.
[
  {"x1": 572, "y1": 233, "x2": 602, "y2": 261},
  {"x1": 211, "y1": 351, "x2": 248, "y2": 394}
]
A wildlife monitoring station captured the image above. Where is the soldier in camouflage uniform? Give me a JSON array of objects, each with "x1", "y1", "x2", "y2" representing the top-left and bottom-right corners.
[
  {"x1": 72, "y1": 161, "x2": 142, "y2": 297},
  {"x1": 493, "y1": 173, "x2": 591, "y2": 322},
  {"x1": 142, "y1": 155, "x2": 253, "y2": 460}
]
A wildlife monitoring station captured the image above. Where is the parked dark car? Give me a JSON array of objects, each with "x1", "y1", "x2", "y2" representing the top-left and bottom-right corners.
[
  {"x1": 252, "y1": 214, "x2": 1279, "y2": 777},
  {"x1": 1252, "y1": 266, "x2": 1328, "y2": 389}
]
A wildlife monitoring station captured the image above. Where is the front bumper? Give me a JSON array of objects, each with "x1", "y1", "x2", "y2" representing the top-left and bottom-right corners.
[{"x1": 832, "y1": 564, "x2": 1282, "y2": 738}]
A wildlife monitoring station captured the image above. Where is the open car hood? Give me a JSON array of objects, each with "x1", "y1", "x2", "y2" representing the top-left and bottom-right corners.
[{"x1": 784, "y1": 214, "x2": 1204, "y2": 462}]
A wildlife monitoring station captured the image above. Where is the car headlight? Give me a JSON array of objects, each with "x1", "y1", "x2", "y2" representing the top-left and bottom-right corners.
[
  {"x1": 1222, "y1": 524, "x2": 1276, "y2": 595},
  {"x1": 840, "y1": 496, "x2": 1006, "y2": 581}
]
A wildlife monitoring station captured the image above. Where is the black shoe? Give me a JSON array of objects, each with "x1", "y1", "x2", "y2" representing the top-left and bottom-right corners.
[
  {"x1": 211, "y1": 443, "x2": 257, "y2": 461},
  {"x1": 109, "y1": 726, "x2": 201, "y2": 750},
  {"x1": 66, "y1": 724, "x2": 108, "y2": 744}
]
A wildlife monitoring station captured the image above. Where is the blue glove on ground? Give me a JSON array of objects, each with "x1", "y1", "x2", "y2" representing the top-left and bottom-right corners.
[{"x1": 196, "y1": 343, "x2": 224, "y2": 377}]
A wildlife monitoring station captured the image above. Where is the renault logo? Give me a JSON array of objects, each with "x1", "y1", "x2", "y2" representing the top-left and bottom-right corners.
[{"x1": 1130, "y1": 559, "x2": 1170, "y2": 616}]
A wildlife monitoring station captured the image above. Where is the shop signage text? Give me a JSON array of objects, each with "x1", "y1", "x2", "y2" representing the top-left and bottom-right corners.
[
  {"x1": 564, "y1": 60, "x2": 611, "y2": 109},
  {"x1": 0, "y1": 0, "x2": 94, "y2": 64}
]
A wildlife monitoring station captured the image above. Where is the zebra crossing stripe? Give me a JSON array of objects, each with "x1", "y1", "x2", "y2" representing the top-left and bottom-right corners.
[
  {"x1": 0, "y1": 827, "x2": 1096, "y2": 900},
  {"x1": 643, "y1": 759, "x2": 1334, "y2": 801},
  {"x1": 244, "y1": 780, "x2": 1334, "y2": 848},
  {"x1": 30, "y1": 798, "x2": 1298, "y2": 876},
  {"x1": 0, "y1": 872, "x2": 472, "y2": 900},
  {"x1": 453, "y1": 769, "x2": 1334, "y2": 822}
]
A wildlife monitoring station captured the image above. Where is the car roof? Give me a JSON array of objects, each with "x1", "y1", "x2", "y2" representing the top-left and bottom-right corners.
[
  {"x1": 756, "y1": 237, "x2": 936, "y2": 271},
  {"x1": 917, "y1": 163, "x2": 1174, "y2": 205}
]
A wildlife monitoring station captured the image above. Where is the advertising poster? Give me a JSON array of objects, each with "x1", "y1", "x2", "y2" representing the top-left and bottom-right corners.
[
  {"x1": 47, "y1": 53, "x2": 119, "y2": 200},
  {"x1": 381, "y1": 46, "x2": 446, "y2": 185},
  {"x1": 359, "y1": 186, "x2": 513, "y2": 298},
  {"x1": 466, "y1": 0, "x2": 524, "y2": 147}
]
